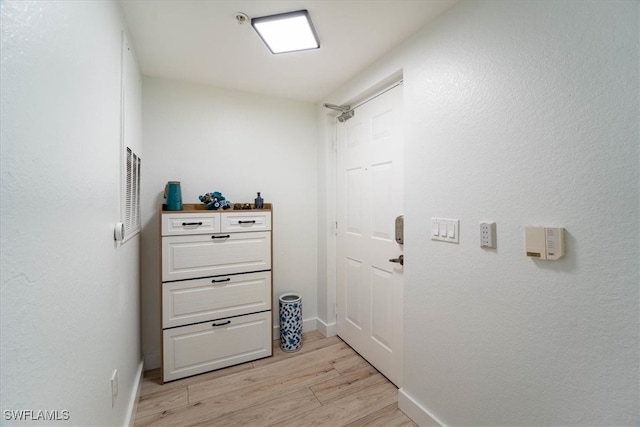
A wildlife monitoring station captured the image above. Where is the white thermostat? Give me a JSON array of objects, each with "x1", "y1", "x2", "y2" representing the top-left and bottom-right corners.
[{"x1": 525, "y1": 227, "x2": 565, "y2": 260}]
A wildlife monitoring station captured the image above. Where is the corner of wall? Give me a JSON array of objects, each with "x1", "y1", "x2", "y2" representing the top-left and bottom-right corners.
[
  {"x1": 316, "y1": 318, "x2": 337, "y2": 337},
  {"x1": 398, "y1": 389, "x2": 445, "y2": 427}
]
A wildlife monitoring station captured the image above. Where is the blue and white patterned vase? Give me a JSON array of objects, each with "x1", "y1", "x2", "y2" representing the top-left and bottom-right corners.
[{"x1": 279, "y1": 293, "x2": 302, "y2": 352}]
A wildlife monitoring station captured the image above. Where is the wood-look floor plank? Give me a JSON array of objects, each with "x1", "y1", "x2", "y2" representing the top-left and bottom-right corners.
[
  {"x1": 188, "y1": 341, "x2": 353, "y2": 402},
  {"x1": 345, "y1": 402, "x2": 418, "y2": 427},
  {"x1": 190, "y1": 387, "x2": 322, "y2": 427},
  {"x1": 310, "y1": 365, "x2": 384, "y2": 404},
  {"x1": 140, "y1": 362, "x2": 254, "y2": 397},
  {"x1": 329, "y1": 349, "x2": 375, "y2": 374},
  {"x1": 252, "y1": 333, "x2": 343, "y2": 368},
  {"x1": 134, "y1": 385, "x2": 188, "y2": 420},
  {"x1": 138, "y1": 363, "x2": 340, "y2": 426},
  {"x1": 134, "y1": 332, "x2": 415, "y2": 427},
  {"x1": 276, "y1": 381, "x2": 398, "y2": 427}
]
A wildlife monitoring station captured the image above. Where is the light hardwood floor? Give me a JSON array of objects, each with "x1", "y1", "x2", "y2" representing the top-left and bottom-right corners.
[{"x1": 134, "y1": 331, "x2": 417, "y2": 427}]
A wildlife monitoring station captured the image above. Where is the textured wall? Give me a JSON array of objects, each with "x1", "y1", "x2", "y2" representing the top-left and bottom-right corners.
[
  {"x1": 323, "y1": 0, "x2": 639, "y2": 425},
  {"x1": 402, "y1": 1, "x2": 639, "y2": 425},
  {"x1": 140, "y1": 77, "x2": 319, "y2": 368},
  {"x1": 0, "y1": 1, "x2": 142, "y2": 425}
]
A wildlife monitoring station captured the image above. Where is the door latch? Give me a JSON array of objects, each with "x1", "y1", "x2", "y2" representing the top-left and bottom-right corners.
[{"x1": 389, "y1": 254, "x2": 404, "y2": 266}]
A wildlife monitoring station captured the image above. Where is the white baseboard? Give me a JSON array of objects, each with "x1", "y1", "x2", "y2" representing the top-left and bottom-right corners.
[
  {"x1": 143, "y1": 352, "x2": 161, "y2": 371},
  {"x1": 124, "y1": 360, "x2": 144, "y2": 427},
  {"x1": 302, "y1": 317, "x2": 317, "y2": 333},
  {"x1": 398, "y1": 388, "x2": 445, "y2": 427},
  {"x1": 316, "y1": 318, "x2": 337, "y2": 337},
  {"x1": 273, "y1": 317, "x2": 317, "y2": 338}
]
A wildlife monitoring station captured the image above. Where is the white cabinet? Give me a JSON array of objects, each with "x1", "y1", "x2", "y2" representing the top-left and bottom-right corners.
[
  {"x1": 161, "y1": 204, "x2": 273, "y2": 383},
  {"x1": 162, "y1": 212, "x2": 221, "y2": 235},
  {"x1": 162, "y1": 232, "x2": 271, "y2": 282},
  {"x1": 162, "y1": 271, "x2": 271, "y2": 329},
  {"x1": 221, "y1": 211, "x2": 271, "y2": 232},
  {"x1": 163, "y1": 311, "x2": 272, "y2": 382}
]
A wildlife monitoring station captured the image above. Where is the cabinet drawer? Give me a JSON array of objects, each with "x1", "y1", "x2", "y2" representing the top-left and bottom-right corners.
[
  {"x1": 162, "y1": 213, "x2": 220, "y2": 236},
  {"x1": 163, "y1": 272, "x2": 272, "y2": 328},
  {"x1": 163, "y1": 311, "x2": 272, "y2": 382},
  {"x1": 162, "y1": 232, "x2": 271, "y2": 282},
  {"x1": 222, "y1": 212, "x2": 271, "y2": 232}
]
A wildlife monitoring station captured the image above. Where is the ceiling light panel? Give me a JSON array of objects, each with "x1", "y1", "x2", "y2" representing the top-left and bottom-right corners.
[{"x1": 251, "y1": 10, "x2": 319, "y2": 54}]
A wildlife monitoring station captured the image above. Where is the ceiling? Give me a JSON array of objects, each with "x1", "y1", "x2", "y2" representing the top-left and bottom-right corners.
[{"x1": 119, "y1": 0, "x2": 457, "y2": 104}]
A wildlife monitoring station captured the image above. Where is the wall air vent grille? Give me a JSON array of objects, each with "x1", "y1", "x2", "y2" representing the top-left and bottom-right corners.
[{"x1": 124, "y1": 147, "x2": 141, "y2": 240}]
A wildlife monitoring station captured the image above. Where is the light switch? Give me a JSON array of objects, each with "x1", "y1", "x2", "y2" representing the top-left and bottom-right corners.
[
  {"x1": 447, "y1": 223, "x2": 455, "y2": 238},
  {"x1": 431, "y1": 218, "x2": 459, "y2": 243}
]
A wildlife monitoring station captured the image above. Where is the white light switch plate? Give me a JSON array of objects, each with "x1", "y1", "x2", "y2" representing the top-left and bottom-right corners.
[{"x1": 431, "y1": 218, "x2": 459, "y2": 243}]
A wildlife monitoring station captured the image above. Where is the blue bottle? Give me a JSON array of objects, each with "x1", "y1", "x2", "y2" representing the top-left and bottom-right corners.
[{"x1": 254, "y1": 192, "x2": 264, "y2": 209}]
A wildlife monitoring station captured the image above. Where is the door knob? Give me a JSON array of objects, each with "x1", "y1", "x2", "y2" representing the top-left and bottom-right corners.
[{"x1": 389, "y1": 254, "x2": 404, "y2": 266}]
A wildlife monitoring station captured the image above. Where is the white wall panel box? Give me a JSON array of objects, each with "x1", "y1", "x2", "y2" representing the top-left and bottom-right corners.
[
  {"x1": 525, "y1": 227, "x2": 565, "y2": 260},
  {"x1": 480, "y1": 222, "x2": 496, "y2": 248}
]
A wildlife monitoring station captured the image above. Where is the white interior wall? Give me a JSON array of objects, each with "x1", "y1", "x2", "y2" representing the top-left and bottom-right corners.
[
  {"x1": 316, "y1": 111, "x2": 337, "y2": 335},
  {"x1": 0, "y1": 1, "x2": 143, "y2": 425},
  {"x1": 322, "y1": 1, "x2": 639, "y2": 425},
  {"x1": 140, "y1": 77, "x2": 319, "y2": 368}
]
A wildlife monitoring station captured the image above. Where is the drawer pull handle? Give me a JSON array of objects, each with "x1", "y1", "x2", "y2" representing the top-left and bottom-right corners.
[
  {"x1": 211, "y1": 278, "x2": 231, "y2": 283},
  {"x1": 182, "y1": 222, "x2": 203, "y2": 226},
  {"x1": 211, "y1": 320, "x2": 231, "y2": 327},
  {"x1": 238, "y1": 220, "x2": 256, "y2": 224},
  {"x1": 211, "y1": 235, "x2": 230, "y2": 239}
]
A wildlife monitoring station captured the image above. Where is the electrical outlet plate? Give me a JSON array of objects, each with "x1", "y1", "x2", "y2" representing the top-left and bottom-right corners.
[
  {"x1": 111, "y1": 369, "x2": 118, "y2": 408},
  {"x1": 480, "y1": 221, "x2": 496, "y2": 248}
]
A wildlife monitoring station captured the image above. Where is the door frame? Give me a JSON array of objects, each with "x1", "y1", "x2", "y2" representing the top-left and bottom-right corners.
[{"x1": 319, "y1": 69, "x2": 405, "y2": 340}]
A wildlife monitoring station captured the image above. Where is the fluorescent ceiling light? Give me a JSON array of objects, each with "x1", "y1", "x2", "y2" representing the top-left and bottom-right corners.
[{"x1": 251, "y1": 10, "x2": 319, "y2": 54}]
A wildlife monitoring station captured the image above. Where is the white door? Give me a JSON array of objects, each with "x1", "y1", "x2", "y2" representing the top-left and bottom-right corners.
[{"x1": 336, "y1": 84, "x2": 404, "y2": 387}]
